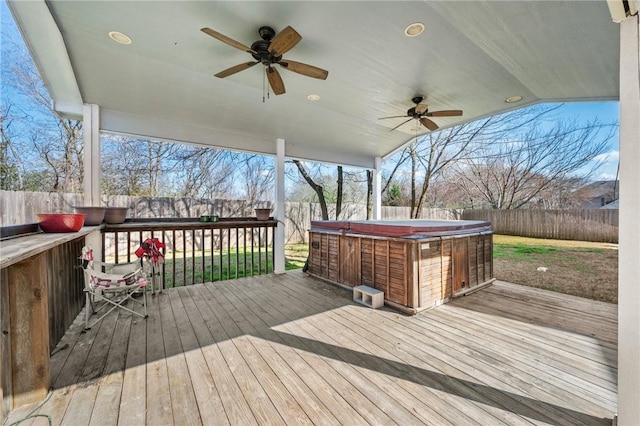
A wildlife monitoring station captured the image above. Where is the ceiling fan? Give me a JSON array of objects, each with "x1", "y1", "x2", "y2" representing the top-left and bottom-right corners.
[
  {"x1": 379, "y1": 96, "x2": 463, "y2": 132},
  {"x1": 201, "y1": 25, "x2": 328, "y2": 96}
]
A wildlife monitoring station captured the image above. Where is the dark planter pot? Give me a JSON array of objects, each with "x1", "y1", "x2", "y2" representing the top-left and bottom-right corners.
[
  {"x1": 74, "y1": 206, "x2": 106, "y2": 225},
  {"x1": 104, "y1": 207, "x2": 129, "y2": 224},
  {"x1": 255, "y1": 208, "x2": 271, "y2": 221}
]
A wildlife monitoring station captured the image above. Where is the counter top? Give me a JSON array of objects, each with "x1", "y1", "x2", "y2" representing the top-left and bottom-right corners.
[{"x1": 0, "y1": 227, "x2": 101, "y2": 269}]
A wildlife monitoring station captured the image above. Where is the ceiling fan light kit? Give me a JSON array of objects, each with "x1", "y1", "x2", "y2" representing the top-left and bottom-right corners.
[{"x1": 201, "y1": 25, "x2": 328, "y2": 99}]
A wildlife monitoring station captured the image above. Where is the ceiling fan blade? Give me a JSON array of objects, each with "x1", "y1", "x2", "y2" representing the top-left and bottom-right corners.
[
  {"x1": 268, "y1": 26, "x2": 301, "y2": 56},
  {"x1": 420, "y1": 117, "x2": 439, "y2": 131},
  {"x1": 201, "y1": 28, "x2": 256, "y2": 54},
  {"x1": 415, "y1": 103, "x2": 428, "y2": 114},
  {"x1": 267, "y1": 67, "x2": 286, "y2": 95},
  {"x1": 214, "y1": 61, "x2": 259, "y2": 78},
  {"x1": 427, "y1": 110, "x2": 463, "y2": 117},
  {"x1": 389, "y1": 118, "x2": 414, "y2": 132},
  {"x1": 378, "y1": 115, "x2": 408, "y2": 120},
  {"x1": 279, "y1": 60, "x2": 328, "y2": 80}
]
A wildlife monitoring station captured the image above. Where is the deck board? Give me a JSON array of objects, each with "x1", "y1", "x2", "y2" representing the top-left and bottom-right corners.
[{"x1": 5, "y1": 272, "x2": 617, "y2": 426}]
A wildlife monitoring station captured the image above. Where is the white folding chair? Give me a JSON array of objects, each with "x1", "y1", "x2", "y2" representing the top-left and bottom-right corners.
[{"x1": 81, "y1": 246, "x2": 148, "y2": 330}]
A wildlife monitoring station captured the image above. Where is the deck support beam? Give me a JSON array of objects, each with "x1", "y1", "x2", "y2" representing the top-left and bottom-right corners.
[
  {"x1": 617, "y1": 13, "x2": 640, "y2": 426},
  {"x1": 274, "y1": 138, "x2": 286, "y2": 274}
]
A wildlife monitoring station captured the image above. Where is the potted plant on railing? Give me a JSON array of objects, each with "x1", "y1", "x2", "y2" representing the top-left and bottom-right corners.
[{"x1": 254, "y1": 207, "x2": 272, "y2": 221}]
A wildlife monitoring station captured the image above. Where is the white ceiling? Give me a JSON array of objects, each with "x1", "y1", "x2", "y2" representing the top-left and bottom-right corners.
[{"x1": 8, "y1": 1, "x2": 619, "y2": 169}]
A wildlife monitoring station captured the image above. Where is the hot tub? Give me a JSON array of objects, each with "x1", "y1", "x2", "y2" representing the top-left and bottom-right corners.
[{"x1": 308, "y1": 219, "x2": 494, "y2": 314}]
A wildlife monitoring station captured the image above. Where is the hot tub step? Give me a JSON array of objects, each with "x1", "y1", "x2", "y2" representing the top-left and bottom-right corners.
[{"x1": 353, "y1": 285, "x2": 384, "y2": 309}]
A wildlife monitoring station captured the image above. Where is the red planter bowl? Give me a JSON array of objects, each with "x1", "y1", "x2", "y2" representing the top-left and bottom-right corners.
[{"x1": 37, "y1": 213, "x2": 86, "y2": 233}]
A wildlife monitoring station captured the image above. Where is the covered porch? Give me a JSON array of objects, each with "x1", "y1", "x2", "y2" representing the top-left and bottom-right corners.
[
  {"x1": 6, "y1": 271, "x2": 617, "y2": 425},
  {"x1": 4, "y1": 1, "x2": 639, "y2": 423}
]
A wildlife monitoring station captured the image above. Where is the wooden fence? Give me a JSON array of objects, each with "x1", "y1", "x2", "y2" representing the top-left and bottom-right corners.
[
  {"x1": 0, "y1": 191, "x2": 458, "y2": 244},
  {"x1": 1, "y1": 191, "x2": 618, "y2": 243},
  {"x1": 462, "y1": 209, "x2": 619, "y2": 243}
]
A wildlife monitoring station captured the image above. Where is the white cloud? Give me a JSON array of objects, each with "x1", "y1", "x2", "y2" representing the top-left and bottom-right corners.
[
  {"x1": 593, "y1": 150, "x2": 619, "y2": 163},
  {"x1": 599, "y1": 172, "x2": 617, "y2": 180}
]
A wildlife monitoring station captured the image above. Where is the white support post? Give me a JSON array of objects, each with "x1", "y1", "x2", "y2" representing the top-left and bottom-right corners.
[
  {"x1": 273, "y1": 138, "x2": 286, "y2": 274},
  {"x1": 82, "y1": 104, "x2": 101, "y2": 206},
  {"x1": 617, "y1": 14, "x2": 640, "y2": 426},
  {"x1": 372, "y1": 156, "x2": 382, "y2": 220},
  {"x1": 82, "y1": 104, "x2": 103, "y2": 262}
]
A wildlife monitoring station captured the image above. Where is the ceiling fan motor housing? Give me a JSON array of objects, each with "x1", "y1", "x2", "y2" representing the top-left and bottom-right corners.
[
  {"x1": 258, "y1": 26, "x2": 276, "y2": 41},
  {"x1": 250, "y1": 40, "x2": 282, "y2": 65}
]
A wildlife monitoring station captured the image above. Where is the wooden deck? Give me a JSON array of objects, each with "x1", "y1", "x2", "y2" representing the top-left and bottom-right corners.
[{"x1": 7, "y1": 270, "x2": 617, "y2": 425}]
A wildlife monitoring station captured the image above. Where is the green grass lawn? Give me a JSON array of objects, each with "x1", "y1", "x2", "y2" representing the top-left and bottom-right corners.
[
  {"x1": 492, "y1": 235, "x2": 617, "y2": 303},
  {"x1": 153, "y1": 245, "x2": 306, "y2": 287}
]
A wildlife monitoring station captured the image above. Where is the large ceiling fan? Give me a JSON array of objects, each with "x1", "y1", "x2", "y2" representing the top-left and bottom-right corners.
[
  {"x1": 201, "y1": 25, "x2": 328, "y2": 95},
  {"x1": 379, "y1": 96, "x2": 463, "y2": 132}
]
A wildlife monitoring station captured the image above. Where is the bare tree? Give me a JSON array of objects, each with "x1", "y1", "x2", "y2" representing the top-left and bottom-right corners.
[
  {"x1": 403, "y1": 119, "x2": 495, "y2": 217},
  {"x1": 171, "y1": 147, "x2": 236, "y2": 199},
  {"x1": 336, "y1": 166, "x2": 343, "y2": 219},
  {"x1": 292, "y1": 160, "x2": 330, "y2": 219},
  {"x1": 290, "y1": 161, "x2": 364, "y2": 220},
  {"x1": 449, "y1": 118, "x2": 615, "y2": 209},
  {"x1": 0, "y1": 105, "x2": 21, "y2": 190},
  {"x1": 384, "y1": 104, "x2": 615, "y2": 213},
  {"x1": 2, "y1": 25, "x2": 84, "y2": 192},
  {"x1": 101, "y1": 136, "x2": 176, "y2": 196},
  {"x1": 240, "y1": 155, "x2": 274, "y2": 206}
]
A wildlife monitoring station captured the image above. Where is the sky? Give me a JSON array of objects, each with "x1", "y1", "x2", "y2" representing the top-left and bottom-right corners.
[
  {"x1": 1, "y1": 1, "x2": 620, "y2": 183},
  {"x1": 550, "y1": 101, "x2": 619, "y2": 180}
]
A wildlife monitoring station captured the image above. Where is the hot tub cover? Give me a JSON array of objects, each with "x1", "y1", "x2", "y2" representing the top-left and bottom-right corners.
[{"x1": 310, "y1": 219, "x2": 491, "y2": 238}]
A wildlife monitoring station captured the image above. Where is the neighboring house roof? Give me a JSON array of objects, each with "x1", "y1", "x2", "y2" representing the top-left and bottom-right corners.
[
  {"x1": 579, "y1": 180, "x2": 619, "y2": 209},
  {"x1": 581, "y1": 180, "x2": 619, "y2": 198},
  {"x1": 600, "y1": 199, "x2": 619, "y2": 209}
]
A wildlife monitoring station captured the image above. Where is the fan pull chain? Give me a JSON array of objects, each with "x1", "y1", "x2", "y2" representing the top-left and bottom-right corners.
[{"x1": 263, "y1": 69, "x2": 266, "y2": 103}]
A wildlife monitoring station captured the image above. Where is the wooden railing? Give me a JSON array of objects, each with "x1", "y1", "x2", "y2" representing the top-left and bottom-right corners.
[{"x1": 100, "y1": 218, "x2": 277, "y2": 290}]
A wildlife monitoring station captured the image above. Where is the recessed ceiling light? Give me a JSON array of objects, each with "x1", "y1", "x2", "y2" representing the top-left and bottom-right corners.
[
  {"x1": 307, "y1": 94, "x2": 320, "y2": 101},
  {"x1": 505, "y1": 95, "x2": 523, "y2": 103},
  {"x1": 108, "y1": 31, "x2": 132, "y2": 45},
  {"x1": 404, "y1": 22, "x2": 425, "y2": 37}
]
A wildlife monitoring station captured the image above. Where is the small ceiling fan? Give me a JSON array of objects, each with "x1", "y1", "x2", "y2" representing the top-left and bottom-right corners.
[
  {"x1": 379, "y1": 96, "x2": 463, "y2": 132},
  {"x1": 201, "y1": 25, "x2": 328, "y2": 96}
]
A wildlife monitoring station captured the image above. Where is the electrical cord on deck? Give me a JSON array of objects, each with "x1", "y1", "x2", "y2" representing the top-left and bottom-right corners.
[
  {"x1": 7, "y1": 389, "x2": 53, "y2": 426},
  {"x1": 50, "y1": 342, "x2": 69, "y2": 356}
]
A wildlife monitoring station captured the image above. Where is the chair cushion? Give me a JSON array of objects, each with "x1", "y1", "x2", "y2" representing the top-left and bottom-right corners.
[{"x1": 88, "y1": 270, "x2": 147, "y2": 290}]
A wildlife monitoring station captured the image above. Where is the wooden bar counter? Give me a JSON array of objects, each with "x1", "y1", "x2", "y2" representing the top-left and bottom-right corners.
[{"x1": 0, "y1": 227, "x2": 100, "y2": 420}]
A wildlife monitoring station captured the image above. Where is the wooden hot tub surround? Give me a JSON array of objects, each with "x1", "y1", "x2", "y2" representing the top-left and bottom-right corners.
[{"x1": 308, "y1": 220, "x2": 494, "y2": 314}]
